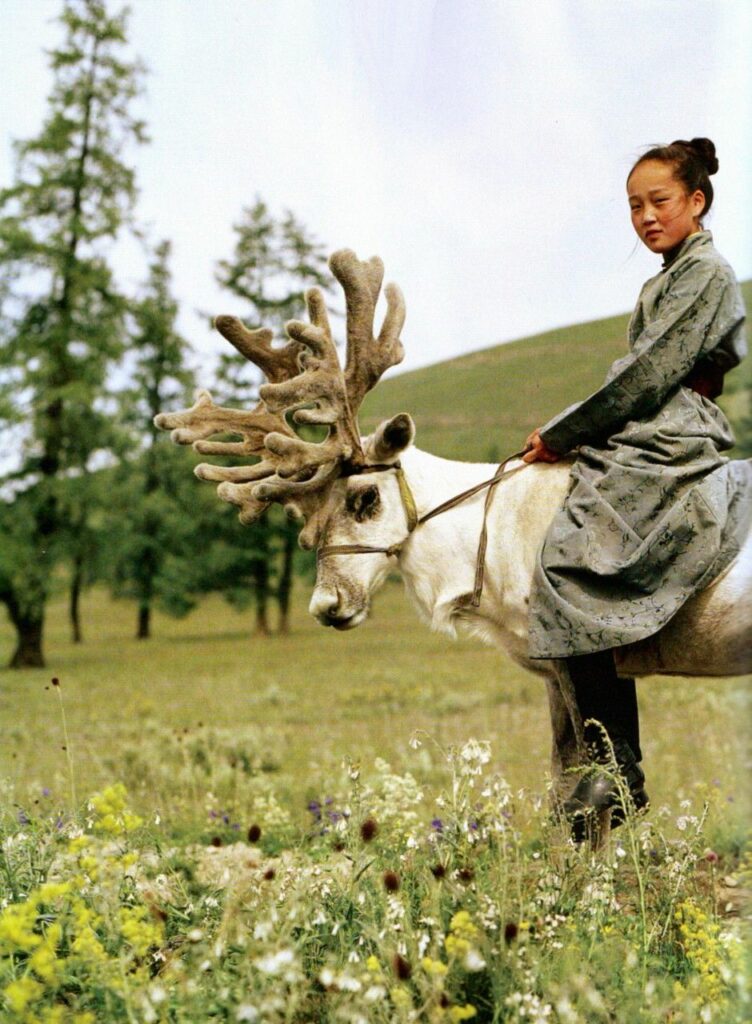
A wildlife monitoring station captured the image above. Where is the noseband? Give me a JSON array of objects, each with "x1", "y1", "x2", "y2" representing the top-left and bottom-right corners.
[{"x1": 316, "y1": 449, "x2": 527, "y2": 607}]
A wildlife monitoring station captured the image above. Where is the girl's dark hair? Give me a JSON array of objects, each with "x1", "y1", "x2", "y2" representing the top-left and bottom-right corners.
[{"x1": 629, "y1": 137, "x2": 719, "y2": 217}]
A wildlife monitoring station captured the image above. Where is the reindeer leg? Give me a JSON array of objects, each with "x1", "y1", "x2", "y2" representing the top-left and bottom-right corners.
[{"x1": 544, "y1": 667, "x2": 585, "y2": 813}]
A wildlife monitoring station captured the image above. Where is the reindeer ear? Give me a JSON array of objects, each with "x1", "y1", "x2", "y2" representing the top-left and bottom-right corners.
[{"x1": 365, "y1": 413, "x2": 415, "y2": 464}]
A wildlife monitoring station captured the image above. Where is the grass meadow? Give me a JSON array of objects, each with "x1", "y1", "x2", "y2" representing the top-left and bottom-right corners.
[
  {"x1": 2, "y1": 289, "x2": 751, "y2": 1021},
  {"x1": 1, "y1": 581, "x2": 750, "y2": 1022}
]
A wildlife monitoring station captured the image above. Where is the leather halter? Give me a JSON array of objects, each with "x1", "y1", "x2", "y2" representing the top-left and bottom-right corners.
[{"x1": 316, "y1": 450, "x2": 527, "y2": 607}]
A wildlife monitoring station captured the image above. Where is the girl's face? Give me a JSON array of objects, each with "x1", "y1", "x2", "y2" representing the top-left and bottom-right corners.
[{"x1": 627, "y1": 160, "x2": 706, "y2": 255}]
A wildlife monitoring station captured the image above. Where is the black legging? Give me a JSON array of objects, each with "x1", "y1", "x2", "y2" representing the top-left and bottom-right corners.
[{"x1": 566, "y1": 650, "x2": 642, "y2": 761}]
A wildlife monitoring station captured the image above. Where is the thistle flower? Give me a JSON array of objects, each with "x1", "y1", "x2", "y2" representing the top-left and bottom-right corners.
[
  {"x1": 392, "y1": 953, "x2": 412, "y2": 979},
  {"x1": 383, "y1": 870, "x2": 401, "y2": 892},
  {"x1": 360, "y1": 818, "x2": 378, "y2": 842}
]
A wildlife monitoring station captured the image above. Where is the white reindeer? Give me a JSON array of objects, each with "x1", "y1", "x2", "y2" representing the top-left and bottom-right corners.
[{"x1": 156, "y1": 250, "x2": 751, "y2": 813}]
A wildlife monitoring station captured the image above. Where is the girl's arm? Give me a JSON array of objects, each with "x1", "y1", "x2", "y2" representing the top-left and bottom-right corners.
[{"x1": 536, "y1": 262, "x2": 744, "y2": 455}]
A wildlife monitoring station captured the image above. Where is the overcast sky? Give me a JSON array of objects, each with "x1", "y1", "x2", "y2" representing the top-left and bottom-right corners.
[{"x1": 2, "y1": 0, "x2": 751, "y2": 379}]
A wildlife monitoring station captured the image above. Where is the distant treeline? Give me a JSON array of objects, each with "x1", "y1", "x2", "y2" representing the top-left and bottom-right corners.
[{"x1": 0, "y1": 0, "x2": 328, "y2": 667}]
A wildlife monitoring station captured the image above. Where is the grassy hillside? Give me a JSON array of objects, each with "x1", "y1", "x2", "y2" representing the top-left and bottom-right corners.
[{"x1": 361, "y1": 280, "x2": 752, "y2": 462}]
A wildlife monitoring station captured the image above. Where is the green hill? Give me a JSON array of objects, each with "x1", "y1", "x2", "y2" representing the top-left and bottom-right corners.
[{"x1": 360, "y1": 280, "x2": 752, "y2": 462}]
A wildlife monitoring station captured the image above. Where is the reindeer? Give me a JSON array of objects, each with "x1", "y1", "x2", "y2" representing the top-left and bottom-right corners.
[{"x1": 155, "y1": 249, "x2": 752, "y2": 819}]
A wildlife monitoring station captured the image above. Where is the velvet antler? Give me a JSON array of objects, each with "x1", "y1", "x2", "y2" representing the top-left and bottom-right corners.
[{"x1": 155, "y1": 249, "x2": 406, "y2": 535}]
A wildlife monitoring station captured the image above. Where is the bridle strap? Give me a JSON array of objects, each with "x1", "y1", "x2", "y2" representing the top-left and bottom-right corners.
[{"x1": 316, "y1": 449, "x2": 528, "y2": 608}]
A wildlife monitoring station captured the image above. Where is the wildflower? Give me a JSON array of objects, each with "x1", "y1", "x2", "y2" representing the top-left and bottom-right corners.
[
  {"x1": 360, "y1": 818, "x2": 379, "y2": 842},
  {"x1": 383, "y1": 870, "x2": 401, "y2": 892},
  {"x1": 392, "y1": 953, "x2": 412, "y2": 979},
  {"x1": 247, "y1": 824, "x2": 262, "y2": 843},
  {"x1": 263, "y1": 868, "x2": 275, "y2": 881},
  {"x1": 3, "y1": 976, "x2": 43, "y2": 1013},
  {"x1": 422, "y1": 956, "x2": 449, "y2": 976},
  {"x1": 236, "y1": 1005, "x2": 259, "y2": 1022},
  {"x1": 458, "y1": 867, "x2": 474, "y2": 884},
  {"x1": 431, "y1": 818, "x2": 444, "y2": 833},
  {"x1": 254, "y1": 948, "x2": 295, "y2": 975},
  {"x1": 431, "y1": 863, "x2": 447, "y2": 879},
  {"x1": 449, "y1": 1006, "x2": 477, "y2": 1022},
  {"x1": 120, "y1": 905, "x2": 164, "y2": 958},
  {"x1": 456, "y1": 739, "x2": 491, "y2": 777},
  {"x1": 89, "y1": 783, "x2": 143, "y2": 835},
  {"x1": 504, "y1": 922, "x2": 519, "y2": 944}
]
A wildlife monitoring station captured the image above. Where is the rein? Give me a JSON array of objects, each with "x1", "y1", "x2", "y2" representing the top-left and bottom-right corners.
[{"x1": 316, "y1": 449, "x2": 528, "y2": 608}]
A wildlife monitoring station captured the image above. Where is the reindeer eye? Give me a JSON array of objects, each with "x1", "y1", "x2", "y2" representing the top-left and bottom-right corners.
[{"x1": 346, "y1": 485, "x2": 381, "y2": 521}]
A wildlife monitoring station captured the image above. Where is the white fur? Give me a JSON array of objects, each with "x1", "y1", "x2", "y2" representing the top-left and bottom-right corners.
[{"x1": 311, "y1": 445, "x2": 752, "y2": 678}]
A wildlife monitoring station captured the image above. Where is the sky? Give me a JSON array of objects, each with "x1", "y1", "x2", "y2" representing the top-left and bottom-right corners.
[{"x1": 1, "y1": 0, "x2": 751, "y2": 381}]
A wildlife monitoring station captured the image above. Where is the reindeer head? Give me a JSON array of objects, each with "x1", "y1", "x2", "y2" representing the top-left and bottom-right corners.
[{"x1": 155, "y1": 249, "x2": 414, "y2": 627}]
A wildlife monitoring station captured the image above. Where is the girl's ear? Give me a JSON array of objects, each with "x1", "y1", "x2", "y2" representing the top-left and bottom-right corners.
[{"x1": 690, "y1": 188, "x2": 707, "y2": 220}]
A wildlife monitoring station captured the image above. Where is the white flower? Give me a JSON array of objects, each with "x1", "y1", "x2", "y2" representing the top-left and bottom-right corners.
[
  {"x1": 364, "y1": 984, "x2": 387, "y2": 1002},
  {"x1": 187, "y1": 928, "x2": 203, "y2": 943},
  {"x1": 464, "y1": 949, "x2": 486, "y2": 972},
  {"x1": 255, "y1": 949, "x2": 295, "y2": 975},
  {"x1": 236, "y1": 1005, "x2": 259, "y2": 1022},
  {"x1": 149, "y1": 985, "x2": 167, "y2": 1005}
]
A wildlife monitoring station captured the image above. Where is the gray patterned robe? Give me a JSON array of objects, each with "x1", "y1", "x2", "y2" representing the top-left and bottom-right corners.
[{"x1": 528, "y1": 231, "x2": 751, "y2": 659}]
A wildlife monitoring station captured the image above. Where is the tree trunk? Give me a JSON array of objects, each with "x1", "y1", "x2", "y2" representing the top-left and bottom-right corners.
[
  {"x1": 277, "y1": 521, "x2": 296, "y2": 634},
  {"x1": 252, "y1": 557, "x2": 270, "y2": 635},
  {"x1": 70, "y1": 555, "x2": 84, "y2": 643},
  {"x1": 8, "y1": 610, "x2": 45, "y2": 669},
  {"x1": 137, "y1": 604, "x2": 151, "y2": 640}
]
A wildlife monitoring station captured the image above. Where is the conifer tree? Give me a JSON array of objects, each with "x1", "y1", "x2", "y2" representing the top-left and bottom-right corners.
[
  {"x1": 110, "y1": 241, "x2": 198, "y2": 639},
  {"x1": 213, "y1": 198, "x2": 331, "y2": 633},
  {"x1": 0, "y1": 0, "x2": 146, "y2": 666}
]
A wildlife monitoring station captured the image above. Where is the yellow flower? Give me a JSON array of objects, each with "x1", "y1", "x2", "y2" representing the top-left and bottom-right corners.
[
  {"x1": 0, "y1": 900, "x2": 41, "y2": 953},
  {"x1": 444, "y1": 909, "x2": 481, "y2": 962},
  {"x1": 119, "y1": 906, "x2": 163, "y2": 958},
  {"x1": 3, "y1": 976, "x2": 43, "y2": 1013},
  {"x1": 675, "y1": 899, "x2": 728, "y2": 1010},
  {"x1": 90, "y1": 783, "x2": 143, "y2": 835},
  {"x1": 391, "y1": 985, "x2": 412, "y2": 1008},
  {"x1": 366, "y1": 955, "x2": 381, "y2": 973},
  {"x1": 421, "y1": 956, "x2": 449, "y2": 977},
  {"x1": 29, "y1": 942, "x2": 60, "y2": 983},
  {"x1": 449, "y1": 1006, "x2": 477, "y2": 1023}
]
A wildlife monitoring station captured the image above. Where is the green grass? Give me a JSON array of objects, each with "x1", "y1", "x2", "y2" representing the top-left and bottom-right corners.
[
  {"x1": 1, "y1": 584, "x2": 750, "y2": 1022},
  {"x1": 1, "y1": 297, "x2": 751, "y2": 1021}
]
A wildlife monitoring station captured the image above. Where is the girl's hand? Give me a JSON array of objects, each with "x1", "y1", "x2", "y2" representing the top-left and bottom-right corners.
[{"x1": 522, "y1": 429, "x2": 561, "y2": 463}]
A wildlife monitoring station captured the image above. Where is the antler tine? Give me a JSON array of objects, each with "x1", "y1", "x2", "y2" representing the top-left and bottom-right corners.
[
  {"x1": 329, "y1": 248, "x2": 406, "y2": 413},
  {"x1": 261, "y1": 286, "x2": 363, "y2": 464},
  {"x1": 213, "y1": 315, "x2": 303, "y2": 383}
]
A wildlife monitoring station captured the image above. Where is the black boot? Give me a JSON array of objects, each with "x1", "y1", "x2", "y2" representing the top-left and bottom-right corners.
[
  {"x1": 563, "y1": 723, "x2": 649, "y2": 842},
  {"x1": 563, "y1": 652, "x2": 649, "y2": 841}
]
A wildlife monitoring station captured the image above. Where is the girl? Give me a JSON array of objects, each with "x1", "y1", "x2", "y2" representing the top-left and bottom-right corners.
[{"x1": 522, "y1": 138, "x2": 749, "y2": 835}]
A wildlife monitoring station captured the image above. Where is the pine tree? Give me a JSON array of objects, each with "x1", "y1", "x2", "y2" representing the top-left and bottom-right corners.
[
  {"x1": 0, "y1": 0, "x2": 146, "y2": 666},
  {"x1": 110, "y1": 240, "x2": 198, "y2": 638},
  {"x1": 212, "y1": 198, "x2": 331, "y2": 633}
]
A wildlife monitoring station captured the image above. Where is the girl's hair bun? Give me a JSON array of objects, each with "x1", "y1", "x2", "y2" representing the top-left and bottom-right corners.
[{"x1": 674, "y1": 137, "x2": 719, "y2": 175}]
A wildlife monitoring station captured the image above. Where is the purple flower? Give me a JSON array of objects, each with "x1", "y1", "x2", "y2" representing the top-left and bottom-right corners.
[
  {"x1": 431, "y1": 818, "x2": 444, "y2": 833},
  {"x1": 42, "y1": 787, "x2": 51, "y2": 798}
]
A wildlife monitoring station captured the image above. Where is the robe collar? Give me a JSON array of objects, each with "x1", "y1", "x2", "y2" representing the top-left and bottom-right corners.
[{"x1": 661, "y1": 229, "x2": 712, "y2": 270}]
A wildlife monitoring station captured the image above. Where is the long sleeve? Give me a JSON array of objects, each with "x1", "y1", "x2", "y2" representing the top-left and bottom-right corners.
[{"x1": 539, "y1": 261, "x2": 745, "y2": 455}]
